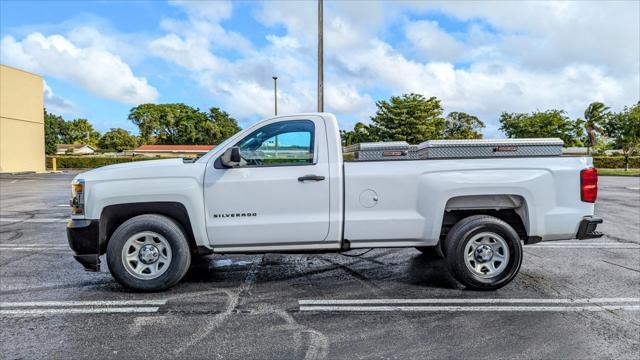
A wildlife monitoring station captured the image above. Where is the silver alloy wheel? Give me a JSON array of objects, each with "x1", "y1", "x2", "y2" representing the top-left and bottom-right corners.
[
  {"x1": 121, "y1": 231, "x2": 172, "y2": 280},
  {"x1": 463, "y1": 232, "x2": 510, "y2": 278}
]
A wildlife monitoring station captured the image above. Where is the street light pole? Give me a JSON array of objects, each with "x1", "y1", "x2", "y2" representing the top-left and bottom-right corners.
[
  {"x1": 317, "y1": 0, "x2": 323, "y2": 112},
  {"x1": 272, "y1": 76, "x2": 278, "y2": 116}
]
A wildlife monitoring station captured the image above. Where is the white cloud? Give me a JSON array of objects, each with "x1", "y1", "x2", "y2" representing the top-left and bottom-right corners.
[
  {"x1": 260, "y1": 1, "x2": 637, "y2": 133},
  {"x1": 156, "y1": 0, "x2": 252, "y2": 54},
  {"x1": 325, "y1": 82, "x2": 376, "y2": 121},
  {"x1": 1, "y1": 33, "x2": 158, "y2": 105},
  {"x1": 403, "y1": 1, "x2": 639, "y2": 74},
  {"x1": 404, "y1": 20, "x2": 465, "y2": 62},
  {"x1": 169, "y1": 0, "x2": 232, "y2": 22},
  {"x1": 150, "y1": 0, "x2": 318, "y2": 123},
  {"x1": 150, "y1": 0, "x2": 639, "y2": 135},
  {"x1": 150, "y1": 33, "x2": 226, "y2": 72},
  {"x1": 43, "y1": 80, "x2": 75, "y2": 114}
]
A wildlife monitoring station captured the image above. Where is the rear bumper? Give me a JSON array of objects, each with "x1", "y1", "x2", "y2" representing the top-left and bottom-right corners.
[
  {"x1": 67, "y1": 219, "x2": 101, "y2": 272},
  {"x1": 576, "y1": 216, "x2": 603, "y2": 239}
]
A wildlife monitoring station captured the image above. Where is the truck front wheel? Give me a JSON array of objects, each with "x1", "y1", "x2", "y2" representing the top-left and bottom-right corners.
[
  {"x1": 106, "y1": 214, "x2": 191, "y2": 292},
  {"x1": 444, "y1": 215, "x2": 522, "y2": 290}
]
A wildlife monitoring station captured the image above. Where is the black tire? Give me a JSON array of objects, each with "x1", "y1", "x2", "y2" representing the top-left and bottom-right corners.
[
  {"x1": 444, "y1": 215, "x2": 522, "y2": 290},
  {"x1": 415, "y1": 246, "x2": 444, "y2": 259},
  {"x1": 107, "y1": 214, "x2": 191, "y2": 292}
]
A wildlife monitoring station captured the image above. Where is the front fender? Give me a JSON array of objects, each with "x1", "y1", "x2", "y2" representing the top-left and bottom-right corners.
[{"x1": 85, "y1": 177, "x2": 208, "y2": 247}]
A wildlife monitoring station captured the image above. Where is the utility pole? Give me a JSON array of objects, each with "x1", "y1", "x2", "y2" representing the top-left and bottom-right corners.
[
  {"x1": 272, "y1": 76, "x2": 279, "y2": 154},
  {"x1": 317, "y1": 0, "x2": 323, "y2": 112},
  {"x1": 272, "y1": 76, "x2": 278, "y2": 116}
]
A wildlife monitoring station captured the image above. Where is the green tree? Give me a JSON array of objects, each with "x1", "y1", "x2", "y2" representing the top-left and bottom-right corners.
[
  {"x1": 340, "y1": 122, "x2": 377, "y2": 146},
  {"x1": 128, "y1": 103, "x2": 207, "y2": 144},
  {"x1": 128, "y1": 103, "x2": 238, "y2": 145},
  {"x1": 444, "y1": 112, "x2": 485, "y2": 139},
  {"x1": 63, "y1": 118, "x2": 100, "y2": 146},
  {"x1": 206, "y1": 107, "x2": 241, "y2": 144},
  {"x1": 499, "y1": 110, "x2": 584, "y2": 146},
  {"x1": 98, "y1": 128, "x2": 139, "y2": 152},
  {"x1": 369, "y1": 93, "x2": 445, "y2": 144},
  {"x1": 603, "y1": 103, "x2": 640, "y2": 170},
  {"x1": 583, "y1": 101, "x2": 609, "y2": 153},
  {"x1": 44, "y1": 109, "x2": 66, "y2": 155}
]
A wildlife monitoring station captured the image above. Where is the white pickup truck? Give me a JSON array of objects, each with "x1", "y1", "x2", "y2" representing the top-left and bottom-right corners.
[{"x1": 67, "y1": 113, "x2": 602, "y2": 291}]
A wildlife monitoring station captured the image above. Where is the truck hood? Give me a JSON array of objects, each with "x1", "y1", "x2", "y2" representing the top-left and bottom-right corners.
[{"x1": 75, "y1": 158, "x2": 204, "y2": 182}]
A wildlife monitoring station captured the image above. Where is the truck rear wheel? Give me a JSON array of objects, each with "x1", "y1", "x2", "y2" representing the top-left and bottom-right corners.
[
  {"x1": 444, "y1": 215, "x2": 522, "y2": 290},
  {"x1": 107, "y1": 214, "x2": 191, "y2": 292}
]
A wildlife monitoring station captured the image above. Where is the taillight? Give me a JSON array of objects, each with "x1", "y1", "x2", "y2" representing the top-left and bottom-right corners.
[{"x1": 580, "y1": 168, "x2": 598, "y2": 203}]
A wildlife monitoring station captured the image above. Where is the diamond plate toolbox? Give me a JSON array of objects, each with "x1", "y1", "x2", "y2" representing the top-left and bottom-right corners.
[
  {"x1": 416, "y1": 138, "x2": 564, "y2": 159},
  {"x1": 343, "y1": 141, "x2": 419, "y2": 161}
]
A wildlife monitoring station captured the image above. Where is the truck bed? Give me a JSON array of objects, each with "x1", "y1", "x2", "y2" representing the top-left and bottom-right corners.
[{"x1": 342, "y1": 156, "x2": 593, "y2": 247}]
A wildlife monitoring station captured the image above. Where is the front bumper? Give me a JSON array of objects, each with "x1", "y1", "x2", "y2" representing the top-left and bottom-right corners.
[
  {"x1": 67, "y1": 219, "x2": 101, "y2": 272},
  {"x1": 576, "y1": 216, "x2": 604, "y2": 239}
]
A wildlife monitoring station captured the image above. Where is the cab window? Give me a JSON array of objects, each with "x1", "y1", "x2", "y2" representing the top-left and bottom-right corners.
[{"x1": 235, "y1": 120, "x2": 315, "y2": 166}]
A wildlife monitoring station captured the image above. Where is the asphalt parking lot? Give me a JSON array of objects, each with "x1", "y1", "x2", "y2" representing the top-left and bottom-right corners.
[{"x1": 1, "y1": 171, "x2": 639, "y2": 359}]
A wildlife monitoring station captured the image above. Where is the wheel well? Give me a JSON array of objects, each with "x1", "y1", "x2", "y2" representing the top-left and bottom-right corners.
[
  {"x1": 440, "y1": 195, "x2": 530, "y2": 244},
  {"x1": 99, "y1": 202, "x2": 196, "y2": 253}
]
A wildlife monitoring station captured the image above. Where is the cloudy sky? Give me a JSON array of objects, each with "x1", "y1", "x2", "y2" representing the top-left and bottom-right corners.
[{"x1": 1, "y1": 0, "x2": 638, "y2": 136}]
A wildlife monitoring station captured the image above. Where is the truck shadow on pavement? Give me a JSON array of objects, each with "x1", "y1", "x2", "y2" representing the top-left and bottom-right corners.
[{"x1": 180, "y1": 251, "x2": 461, "y2": 291}]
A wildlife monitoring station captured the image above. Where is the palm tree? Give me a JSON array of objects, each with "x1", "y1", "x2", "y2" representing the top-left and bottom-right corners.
[{"x1": 584, "y1": 102, "x2": 609, "y2": 154}]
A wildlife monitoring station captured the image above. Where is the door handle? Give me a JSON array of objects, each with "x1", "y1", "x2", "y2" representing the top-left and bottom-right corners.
[{"x1": 298, "y1": 174, "x2": 325, "y2": 182}]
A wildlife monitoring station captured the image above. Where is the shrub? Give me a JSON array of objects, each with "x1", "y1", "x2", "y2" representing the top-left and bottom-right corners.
[
  {"x1": 46, "y1": 156, "x2": 171, "y2": 169},
  {"x1": 592, "y1": 156, "x2": 640, "y2": 168}
]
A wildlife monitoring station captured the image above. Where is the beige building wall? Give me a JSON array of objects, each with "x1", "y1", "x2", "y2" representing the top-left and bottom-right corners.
[{"x1": 0, "y1": 64, "x2": 45, "y2": 173}]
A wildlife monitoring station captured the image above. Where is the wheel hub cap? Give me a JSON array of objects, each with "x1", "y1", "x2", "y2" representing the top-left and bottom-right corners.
[
  {"x1": 121, "y1": 231, "x2": 172, "y2": 280},
  {"x1": 475, "y1": 245, "x2": 494, "y2": 262},
  {"x1": 464, "y1": 232, "x2": 510, "y2": 278},
  {"x1": 138, "y1": 244, "x2": 160, "y2": 264}
]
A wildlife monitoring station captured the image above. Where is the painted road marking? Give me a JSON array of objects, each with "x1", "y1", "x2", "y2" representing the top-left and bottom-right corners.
[
  {"x1": 299, "y1": 298, "x2": 640, "y2": 312},
  {"x1": 527, "y1": 244, "x2": 640, "y2": 249},
  {"x1": 299, "y1": 298, "x2": 640, "y2": 305},
  {"x1": 299, "y1": 305, "x2": 640, "y2": 312},
  {"x1": 0, "y1": 244, "x2": 68, "y2": 251},
  {"x1": 0, "y1": 248, "x2": 67, "y2": 251},
  {"x1": 0, "y1": 244, "x2": 67, "y2": 248},
  {"x1": 0, "y1": 299, "x2": 167, "y2": 317},
  {"x1": 0, "y1": 307, "x2": 160, "y2": 316},
  {"x1": 1, "y1": 300, "x2": 167, "y2": 307},
  {"x1": 0, "y1": 218, "x2": 68, "y2": 223}
]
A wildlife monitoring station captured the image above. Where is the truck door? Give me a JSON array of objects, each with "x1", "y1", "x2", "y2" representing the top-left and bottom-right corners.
[{"x1": 203, "y1": 117, "x2": 331, "y2": 247}]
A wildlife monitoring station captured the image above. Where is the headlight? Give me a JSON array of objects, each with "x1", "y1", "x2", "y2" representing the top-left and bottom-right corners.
[{"x1": 70, "y1": 179, "x2": 85, "y2": 215}]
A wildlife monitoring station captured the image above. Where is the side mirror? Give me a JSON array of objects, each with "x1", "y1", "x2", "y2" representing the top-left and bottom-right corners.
[{"x1": 221, "y1": 146, "x2": 241, "y2": 168}]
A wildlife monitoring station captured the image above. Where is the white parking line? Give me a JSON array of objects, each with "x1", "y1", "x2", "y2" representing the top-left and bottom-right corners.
[
  {"x1": 0, "y1": 247, "x2": 67, "y2": 251},
  {"x1": 299, "y1": 298, "x2": 640, "y2": 312},
  {"x1": 0, "y1": 307, "x2": 160, "y2": 316},
  {"x1": 299, "y1": 305, "x2": 640, "y2": 312},
  {"x1": 0, "y1": 299, "x2": 168, "y2": 317},
  {"x1": 299, "y1": 298, "x2": 640, "y2": 305},
  {"x1": 527, "y1": 244, "x2": 639, "y2": 249},
  {"x1": 0, "y1": 244, "x2": 69, "y2": 248},
  {"x1": 0, "y1": 218, "x2": 68, "y2": 223},
  {"x1": 1, "y1": 300, "x2": 167, "y2": 307}
]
